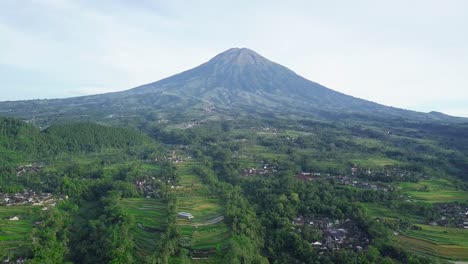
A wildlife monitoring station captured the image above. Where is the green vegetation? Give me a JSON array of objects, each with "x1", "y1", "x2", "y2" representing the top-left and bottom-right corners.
[
  {"x1": 0, "y1": 206, "x2": 36, "y2": 258},
  {"x1": 120, "y1": 198, "x2": 168, "y2": 260},
  {"x1": 0, "y1": 114, "x2": 467, "y2": 263},
  {"x1": 362, "y1": 185, "x2": 468, "y2": 262},
  {"x1": 400, "y1": 179, "x2": 468, "y2": 203},
  {"x1": 176, "y1": 162, "x2": 230, "y2": 253},
  {"x1": 350, "y1": 157, "x2": 400, "y2": 167},
  {"x1": 400, "y1": 225, "x2": 468, "y2": 261}
]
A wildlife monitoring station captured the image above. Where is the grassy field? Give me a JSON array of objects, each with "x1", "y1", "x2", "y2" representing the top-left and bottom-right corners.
[
  {"x1": 175, "y1": 161, "x2": 230, "y2": 255},
  {"x1": 120, "y1": 198, "x2": 168, "y2": 260},
  {"x1": 400, "y1": 179, "x2": 468, "y2": 203},
  {"x1": 0, "y1": 206, "x2": 36, "y2": 257}
]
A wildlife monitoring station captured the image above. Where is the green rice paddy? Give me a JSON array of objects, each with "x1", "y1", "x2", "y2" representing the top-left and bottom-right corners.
[
  {"x1": 0, "y1": 206, "x2": 36, "y2": 257},
  {"x1": 400, "y1": 179, "x2": 468, "y2": 203},
  {"x1": 120, "y1": 198, "x2": 168, "y2": 260},
  {"x1": 399, "y1": 225, "x2": 468, "y2": 261},
  {"x1": 175, "y1": 161, "x2": 230, "y2": 252}
]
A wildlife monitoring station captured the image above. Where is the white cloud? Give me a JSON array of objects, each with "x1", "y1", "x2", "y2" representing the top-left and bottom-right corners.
[{"x1": 0, "y1": 1, "x2": 467, "y2": 117}]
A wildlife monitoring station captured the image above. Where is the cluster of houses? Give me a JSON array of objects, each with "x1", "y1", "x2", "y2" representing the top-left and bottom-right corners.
[
  {"x1": 170, "y1": 156, "x2": 187, "y2": 164},
  {"x1": 167, "y1": 150, "x2": 192, "y2": 164},
  {"x1": 335, "y1": 175, "x2": 392, "y2": 192},
  {"x1": 431, "y1": 203, "x2": 468, "y2": 229},
  {"x1": 0, "y1": 190, "x2": 60, "y2": 207},
  {"x1": 158, "y1": 118, "x2": 169, "y2": 124},
  {"x1": 295, "y1": 171, "x2": 392, "y2": 192},
  {"x1": 2, "y1": 257, "x2": 27, "y2": 264},
  {"x1": 351, "y1": 166, "x2": 427, "y2": 182},
  {"x1": 134, "y1": 178, "x2": 158, "y2": 197},
  {"x1": 253, "y1": 126, "x2": 280, "y2": 135},
  {"x1": 203, "y1": 105, "x2": 216, "y2": 114},
  {"x1": 135, "y1": 177, "x2": 182, "y2": 197},
  {"x1": 174, "y1": 121, "x2": 203, "y2": 130},
  {"x1": 295, "y1": 172, "x2": 324, "y2": 181},
  {"x1": 296, "y1": 166, "x2": 426, "y2": 189},
  {"x1": 16, "y1": 163, "x2": 43, "y2": 176},
  {"x1": 241, "y1": 164, "x2": 277, "y2": 177},
  {"x1": 292, "y1": 216, "x2": 369, "y2": 252}
]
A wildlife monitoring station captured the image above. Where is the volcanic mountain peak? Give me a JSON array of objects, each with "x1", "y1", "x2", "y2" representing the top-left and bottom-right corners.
[
  {"x1": 209, "y1": 48, "x2": 271, "y2": 67},
  {"x1": 0, "y1": 47, "x2": 465, "y2": 125},
  {"x1": 132, "y1": 47, "x2": 295, "y2": 95}
]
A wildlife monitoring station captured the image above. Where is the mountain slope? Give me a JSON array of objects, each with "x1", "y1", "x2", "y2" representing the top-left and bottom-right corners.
[
  {"x1": 0, "y1": 48, "x2": 465, "y2": 126},
  {"x1": 125, "y1": 48, "x2": 413, "y2": 117}
]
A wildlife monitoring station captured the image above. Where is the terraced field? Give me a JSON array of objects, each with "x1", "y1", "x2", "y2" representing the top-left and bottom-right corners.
[
  {"x1": 120, "y1": 198, "x2": 168, "y2": 260},
  {"x1": 399, "y1": 225, "x2": 468, "y2": 261},
  {"x1": 175, "y1": 161, "x2": 230, "y2": 255},
  {"x1": 363, "y1": 202, "x2": 468, "y2": 261},
  {"x1": 0, "y1": 206, "x2": 36, "y2": 257}
]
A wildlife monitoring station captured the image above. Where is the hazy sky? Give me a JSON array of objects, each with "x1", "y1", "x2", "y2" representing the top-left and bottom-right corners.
[{"x1": 1, "y1": 0, "x2": 467, "y2": 117}]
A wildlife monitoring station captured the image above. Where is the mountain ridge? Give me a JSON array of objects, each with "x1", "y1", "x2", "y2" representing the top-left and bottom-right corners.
[{"x1": 0, "y1": 48, "x2": 466, "y2": 125}]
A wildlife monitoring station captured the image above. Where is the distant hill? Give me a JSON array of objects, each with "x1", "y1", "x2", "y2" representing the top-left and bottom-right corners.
[{"x1": 0, "y1": 48, "x2": 466, "y2": 126}]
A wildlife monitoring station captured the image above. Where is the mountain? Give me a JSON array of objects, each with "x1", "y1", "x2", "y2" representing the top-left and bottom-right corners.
[{"x1": 0, "y1": 48, "x2": 465, "y2": 126}]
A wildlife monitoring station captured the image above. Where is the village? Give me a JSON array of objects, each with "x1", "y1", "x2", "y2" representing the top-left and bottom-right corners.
[
  {"x1": 351, "y1": 166, "x2": 428, "y2": 182},
  {"x1": 252, "y1": 126, "x2": 281, "y2": 135},
  {"x1": 2, "y1": 257, "x2": 27, "y2": 264},
  {"x1": 292, "y1": 215, "x2": 370, "y2": 252},
  {"x1": 335, "y1": 175, "x2": 393, "y2": 192},
  {"x1": 240, "y1": 163, "x2": 397, "y2": 192},
  {"x1": 134, "y1": 178, "x2": 158, "y2": 197},
  {"x1": 294, "y1": 164, "x2": 429, "y2": 192},
  {"x1": 241, "y1": 163, "x2": 278, "y2": 177},
  {"x1": 430, "y1": 203, "x2": 468, "y2": 229},
  {"x1": 0, "y1": 190, "x2": 62, "y2": 207},
  {"x1": 295, "y1": 171, "x2": 394, "y2": 193},
  {"x1": 15, "y1": 163, "x2": 43, "y2": 176}
]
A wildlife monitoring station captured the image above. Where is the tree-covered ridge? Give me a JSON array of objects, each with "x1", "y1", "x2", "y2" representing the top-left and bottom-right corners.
[
  {"x1": 0, "y1": 117, "x2": 158, "y2": 192},
  {"x1": 0, "y1": 117, "x2": 41, "y2": 157},
  {"x1": 0, "y1": 117, "x2": 154, "y2": 159},
  {"x1": 43, "y1": 122, "x2": 153, "y2": 153}
]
